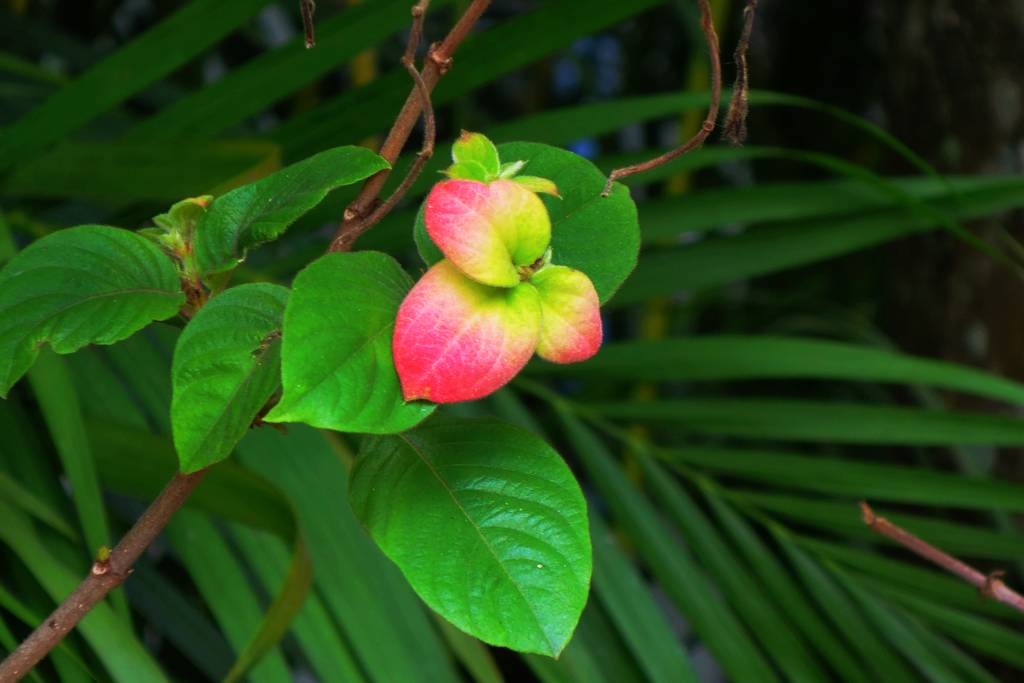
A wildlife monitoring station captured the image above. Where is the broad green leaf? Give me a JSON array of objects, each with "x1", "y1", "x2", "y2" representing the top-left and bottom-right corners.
[
  {"x1": 418, "y1": 143, "x2": 638, "y2": 303},
  {"x1": 239, "y1": 425, "x2": 461, "y2": 683},
  {"x1": 0, "y1": 225, "x2": 184, "y2": 396},
  {"x1": 266, "y1": 252, "x2": 433, "y2": 432},
  {"x1": 171, "y1": 283, "x2": 288, "y2": 473},
  {"x1": 528, "y1": 335, "x2": 1024, "y2": 406},
  {"x1": 587, "y1": 399, "x2": 1024, "y2": 445},
  {"x1": 194, "y1": 146, "x2": 388, "y2": 275},
  {"x1": 349, "y1": 417, "x2": 592, "y2": 657}
]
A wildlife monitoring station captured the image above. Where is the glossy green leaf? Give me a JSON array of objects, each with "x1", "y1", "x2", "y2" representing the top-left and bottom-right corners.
[
  {"x1": 529, "y1": 335, "x2": 1024, "y2": 406},
  {"x1": 0, "y1": 225, "x2": 183, "y2": 396},
  {"x1": 349, "y1": 417, "x2": 592, "y2": 657},
  {"x1": 266, "y1": 251, "x2": 433, "y2": 432},
  {"x1": 171, "y1": 283, "x2": 288, "y2": 473},
  {"x1": 194, "y1": 146, "x2": 388, "y2": 275},
  {"x1": 587, "y1": 399, "x2": 1024, "y2": 445}
]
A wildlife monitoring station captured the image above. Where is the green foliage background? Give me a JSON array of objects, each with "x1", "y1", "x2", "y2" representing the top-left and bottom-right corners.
[{"x1": 2, "y1": 0, "x2": 1024, "y2": 680}]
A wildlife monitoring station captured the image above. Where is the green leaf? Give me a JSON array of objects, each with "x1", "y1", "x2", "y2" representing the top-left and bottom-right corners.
[
  {"x1": 239, "y1": 425, "x2": 462, "y2": 683},
  {"x1": 0, "y1": 500, "x2": 167, "y2": 682},
  {"x1": 589, "y1": 512, "x2": 698, "y2": 683},
  {"x1": 127, "y1": 0, "x2": 416, "y2": 141},
  {"x1": 555, "y1": 408, "x2": 777, "y2": 681},
  {"x1": 0, "y1": 0, "x2": 276, "y2": 173},
  {"x1": 349, "y1": 416, "x2": 592, "y2": 657},
  {"x1": 586, "y1": 399, "x2": 1024, "y2": 445},
  {"x1": 416, "y1": 142, "x2": 638, "y2": 303},
  {"x1": 222, "y1": 532, "x2": 314, "y2": 683},
  {"x1": 528, "y1": 335, "x2": 1024, "y2": 406},
  {"x1": 0, "y1": 225, "x2": 184, "y2": 396},
  {"x1": 0, "y1": 140, "x2": 281, "y2": 203},
  {"x1": 452, "y1": 131, "x2": 501, "y2": 179},
  {"x1": 171, "y1": 283, "x2": 288, "y2": 473},
  {"x1": 194, "y1": 146, "x2": 388, "y2": 275},
  {"x1": 266, "y1": 251, "x2": 433, "y2": 433},
  {"x1": 641, "y1": 459, "x2": 827, "y2": 681},
  {"x1": 167, "y1": 510, "x2": 291, "y2": 683},
  {"x1": 662, "y1": 446, "x2": 1024, "y2": 511}
]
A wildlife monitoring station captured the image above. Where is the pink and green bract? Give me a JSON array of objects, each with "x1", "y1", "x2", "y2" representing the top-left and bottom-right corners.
[{"x1": 394, "y1": 135, "x2": 603, "y2": 404}]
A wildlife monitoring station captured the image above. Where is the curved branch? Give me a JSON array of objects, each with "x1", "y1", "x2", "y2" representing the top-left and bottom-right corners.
[
  {"x1": 0, "y1": 471, "x2": 206, "y2": 681},
  {"x1": 602, "y1": 0, "x2": 721, "y2": 195},
  {"x1": 329, "y1": 0, "x2": 491, "y2": 252}
]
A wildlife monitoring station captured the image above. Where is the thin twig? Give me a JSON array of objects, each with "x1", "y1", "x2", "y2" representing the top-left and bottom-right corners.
[
  {"x1": 0, "y1": 471, "x2": 207, "y2": 681},
  {"x1": 722, "y1": 0, "x2": 757, "y2": 144},
  {"x1": 331, "y1": 0, "x2": 437, "y2": 252},
  {"x1": 300, "y1": 0, "x2": 316, "y2": 49},
  {"x1": 329, "y1": 0, "x2": 491, "y2": 252},
  {"x1": 860, "y1": 501, "x2": 1024, "y2": 614},
  {"x1": 602, "y1": 0, "x2": 721, "y2": 196}
]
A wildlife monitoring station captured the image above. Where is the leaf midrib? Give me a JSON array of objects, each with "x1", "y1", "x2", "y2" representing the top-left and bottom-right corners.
[{"x1": 397, "y1": 432, "x2": 558, "y2": 654}]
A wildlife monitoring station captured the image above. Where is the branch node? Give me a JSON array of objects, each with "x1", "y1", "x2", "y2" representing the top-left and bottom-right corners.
[
  {"x1": 427, "y1": 44, "x2": 453, "y2": 74},
  {"x1": 982, "y1": 570, "x2": 1007, "y2": 598}
]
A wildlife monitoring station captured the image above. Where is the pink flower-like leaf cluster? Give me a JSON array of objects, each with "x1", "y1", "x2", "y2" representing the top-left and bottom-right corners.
[{"x1": 393, "y1": 133, "x2": 602, "y2": 404}]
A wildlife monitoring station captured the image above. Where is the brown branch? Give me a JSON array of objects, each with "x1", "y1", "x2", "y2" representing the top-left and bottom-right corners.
[
  {"x1": 300, "y1": 0, "x2": 316, "y2": 49},
  {"x1": 602, "y1": 0, "x2": 721, "y2": 196},
  {"x1": 330, "y1": 0, "x2": 437, "y2": 253},
  {"x1": 329, "y1": 0, "x2": 491, "y2": 252},
  {"x1": 860, "y1": 501, "x2": 1024, "y2": 614},
  {"x1": 722, "y1": 0, "x2": 758, "y2": 144},
  {"x1": 0, "y1": 471, "x2": 207, "y2": 681}
]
